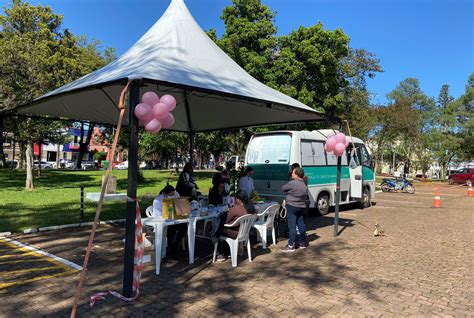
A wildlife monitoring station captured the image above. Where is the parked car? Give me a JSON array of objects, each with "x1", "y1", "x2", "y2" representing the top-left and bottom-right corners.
[
  {"x1": 33, "y1": 160, "x2": 53, "y2": 170},
  {"x1": 81, "y1": 160, "x2": 97, "y2": 170},
  {"x1": 65, "y1": 160, "x2": 76, "y2": 169},
  {"x1": 448, "y1": 168, "x2": 474, "y2": 185}
]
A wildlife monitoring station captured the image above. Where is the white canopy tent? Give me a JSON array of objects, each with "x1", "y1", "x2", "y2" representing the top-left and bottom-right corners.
[
  {"x1": 14, "y1": 0, "x2": 329, "y2": 131},
  {"x1": 8, "y1": 0, "x2": 335, "y2": 298}
]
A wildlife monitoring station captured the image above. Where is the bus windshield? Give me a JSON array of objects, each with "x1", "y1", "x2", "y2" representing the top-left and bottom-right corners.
[{"x1": 246, "y1": 134, "x2": 291, "y2": 164}]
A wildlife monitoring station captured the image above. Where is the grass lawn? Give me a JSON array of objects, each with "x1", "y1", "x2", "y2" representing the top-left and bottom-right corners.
[{"x1": 0, "y1": 169, "x2": 214, "y2": 233}]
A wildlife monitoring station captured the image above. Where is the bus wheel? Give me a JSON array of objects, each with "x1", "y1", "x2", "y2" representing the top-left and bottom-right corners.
[
  {"x1": 316, "y1": 193, "x2": 330, "y2": 215},
  {"x1": 358, "y1": 187, "x2": 371, "y2": 209}
]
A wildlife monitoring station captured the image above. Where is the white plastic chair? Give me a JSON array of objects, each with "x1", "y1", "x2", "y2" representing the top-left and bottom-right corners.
[
  {"x1": 253, "y1": 204, "x2": 279, "y2": 249},
  {"x1": 213, "y1": 214, "x2": 258, "y2": 267},
  {"x1": 145, "y1": 206, "x2": 154, "y2": 217}
]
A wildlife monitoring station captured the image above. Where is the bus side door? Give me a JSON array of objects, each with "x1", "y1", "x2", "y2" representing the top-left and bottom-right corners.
[{"x1": 349, "y1": 147, "x2": 363, "y2": 200}]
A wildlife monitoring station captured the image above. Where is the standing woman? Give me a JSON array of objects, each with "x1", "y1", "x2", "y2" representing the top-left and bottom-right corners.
[
  {"x1": 176, "y1": 162, "x2": 199, "y2": 199},
  {"x1": 281, "y1": 167, "x2": 308, "y2": 252},
  {"x1": 238, "y1": 167, "x2": 254, "y2": 200}
]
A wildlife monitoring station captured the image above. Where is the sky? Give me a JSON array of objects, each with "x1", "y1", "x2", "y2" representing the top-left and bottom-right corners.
[{"x1": 2, "y1": 0, "x2": 473, "y2": 104}]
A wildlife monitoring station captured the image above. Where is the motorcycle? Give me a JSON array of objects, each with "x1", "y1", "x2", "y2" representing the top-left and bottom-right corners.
[{"x1": 380, "y1": 176, "x2": 415, "y2": 194}]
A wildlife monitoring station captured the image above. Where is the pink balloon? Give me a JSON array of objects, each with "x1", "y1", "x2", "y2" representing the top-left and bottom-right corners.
[
  {"x1": 141, "y1": 92, "x2": 160, "y2": 106},
  {"x1": 325, "y1": 136, "x2": 337, "y2": 152},
  {"x1": 334, "y1": 142, "x2": 346, "y2": 157},
  {"x1": 134, "y1": 103, "x2": 152, "y2": 120},
  {"x1": 160, "y1": 112, "x2": 175, "y2": 129},
  {"x1": 335, "y1": 132, "x2": 346, "y2": 144},
  {"x1": 152, "y1": 103, "x2": 168, "y2": 119},
  {"x1": 145, "y1": 118, "x2": 162, "y2": 134},
  {"x1": 160, "y1": 94, "x2": 176, "y2": 111}
]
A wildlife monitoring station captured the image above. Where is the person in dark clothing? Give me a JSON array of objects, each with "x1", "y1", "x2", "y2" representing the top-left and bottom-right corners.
[
  {"x1": 208, "y1": 180, "x2": 226, "y2": 206},
  {"x1": 281, "y1": 167, "x2": 309, "y2": 252},
  {"x1": 175, "y1": 162, "x2": 199, "y2": 199},
  {"x1": 212, "y1": 169, "x2": 231, "y2": 196},
  {"x1": 213, "y1": 190, "x2": 251, "y2": 261}
]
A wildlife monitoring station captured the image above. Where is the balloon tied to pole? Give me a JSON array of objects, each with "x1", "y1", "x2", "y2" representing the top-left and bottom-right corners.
[
  {"x1": 324, "y1": 132, "x2": 349, "y2": 238},
  {"x1": 134, "y1": 92, "x2": 177, "y2": 133}
]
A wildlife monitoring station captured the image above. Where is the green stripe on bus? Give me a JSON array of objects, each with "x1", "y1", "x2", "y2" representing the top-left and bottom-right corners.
[{"x1": 303, "y1": 166, "x2": 350, "y2": 185}]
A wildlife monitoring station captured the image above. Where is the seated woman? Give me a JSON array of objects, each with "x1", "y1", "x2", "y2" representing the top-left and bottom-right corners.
[
  {"x1": 176, "y1": 162, "x2": 199, "y2": 200},
  {"x1": 213, "y1": 189, "x2": 254, "y2": 261},
  {"x1": 208, "y1": 180, "x2": 226, "y2": 206},
  {"x1": 212, "y1": 169, "x2": 231, "y2": 196},
  {"x1": 152, "y1": 184, "x2": 187, "y2": 255}
]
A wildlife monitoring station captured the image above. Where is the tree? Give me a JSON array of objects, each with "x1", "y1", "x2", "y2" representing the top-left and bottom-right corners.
[
  {"x1": 371, "y1": 97, "x2": 419, "y2": 174},
  {"x1": 139, "y1": 131, "x2": 187, "y2": 168},
  {"x1": 455, "y1": 73, "x2": 474, "y2": 161},
  {"x1": 0, "y1": 0, "x2": 114, "y2": 189},
  {"x1": 211, "y1": 0, "x2": 381, "y2": 121},
  {"x1": 215, "y1": 0, "x2": 276, "y2": 82},
  {"x1": 268, "y1": 23, "x2": 350, "y2": 116},
  {"x1": 428, "y1": 84, "x2": 463, "y2": 178},
  {"x1": 340, "y1": 48, "x2": 383, "y2": 140},
  {"x1": 75, "y1": 122, "x2": 96, "y2": 169}
]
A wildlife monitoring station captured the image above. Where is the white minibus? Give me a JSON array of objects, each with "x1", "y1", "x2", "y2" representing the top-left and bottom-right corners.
[{"x1": 244, "y1": 130, "x2": 375, "y2": 214}]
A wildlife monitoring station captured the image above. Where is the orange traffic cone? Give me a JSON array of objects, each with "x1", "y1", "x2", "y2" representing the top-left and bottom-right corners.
[
  {"x1": 432, "y1": 188, "x2": 442, "y2": 208},
  {"x1": 468, "y1": 183, "x2": 474, "y2": 197}
]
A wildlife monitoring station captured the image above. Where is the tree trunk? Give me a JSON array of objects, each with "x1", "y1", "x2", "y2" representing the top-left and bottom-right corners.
[
  {"x1": 19, "y1": 142, "x2": 25, "y2": 169},
  {"x1": 0, "y1": 115, "x2": 6, "y2": 168},
  {"x1": 56, "y1": 143, "x2": 60, "y2": 169},
  {"x1": 76, "y1": 122, "x2": 95, "y2": 169},
  {"x1": 25, "y1": 142, "x2": 34, "y2": 190},
  {"x1": 440, "y1": 162, "x2": 446, "y2": 180}
]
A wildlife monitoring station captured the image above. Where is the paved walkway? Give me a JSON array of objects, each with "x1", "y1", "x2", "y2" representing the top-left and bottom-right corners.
[{"x1": 1, "y1": 183, "x2": 473, "y2": 317}]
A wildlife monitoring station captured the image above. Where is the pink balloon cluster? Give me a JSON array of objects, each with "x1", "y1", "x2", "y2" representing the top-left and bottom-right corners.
[
  {"x1": 134, "y1": 92, "x2": 176, "y2": 133},
  {"x1": 324, "y1": 132, "x2": 349, "y2": 157}
]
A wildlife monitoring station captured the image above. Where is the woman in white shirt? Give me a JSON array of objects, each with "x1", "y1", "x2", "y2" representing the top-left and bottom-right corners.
[
  {"x1": 238, "y1": 166, "x2": 255, "y2": 200},
  {"x1": 153, "y1": 184, "x2": 180, "y2": 217},
  {"x1": 152, "y1": 184, "x2": 186, "y2": 255}
]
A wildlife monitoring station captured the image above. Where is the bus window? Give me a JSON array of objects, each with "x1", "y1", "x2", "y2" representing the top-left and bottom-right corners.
[
  {"x1": 326, "y1": 150, "x2": 348, "y2": 166},
  {"x1": 360, "y1": 145, "x2": 372, "y2": 167},
  {"x1": 348, "y1": 147, "x2": 359, "y2": 168},
  {"x1": 301, "y1": 141, "x2": 325, "y2": 166},
  {"x1": 247, "y1": 134, "x2": 291, "y2": 164}
]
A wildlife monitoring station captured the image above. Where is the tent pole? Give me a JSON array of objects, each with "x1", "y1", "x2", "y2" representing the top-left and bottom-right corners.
[
  {"x1": 189, "y1": 132, "x2": 194, "y2": 167},
  {"x1": 123, "y1": 81, "x2": 140, "y2": 297},
  {"x1": 184, "y1": 91, "x2": 194, "y2": 167},
  {"x1": 333, "y1": 156, "x2": 342, "y2": 237}
]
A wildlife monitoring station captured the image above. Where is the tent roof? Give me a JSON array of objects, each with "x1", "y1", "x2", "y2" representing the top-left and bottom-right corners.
[{"x1": 14, "y1": 0, "x2": 331, "y2": 132}]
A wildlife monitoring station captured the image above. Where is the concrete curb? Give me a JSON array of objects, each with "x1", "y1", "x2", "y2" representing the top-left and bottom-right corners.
[{"x1": 18, "y1": 219, "x2": 127, "y2": 235}]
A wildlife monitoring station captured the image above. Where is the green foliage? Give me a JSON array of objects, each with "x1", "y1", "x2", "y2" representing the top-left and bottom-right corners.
[
  {"x1": 139, "y1": 130, "x2": 188, "y2": 164},
  {"x1": 211, "y1": 0, "x2": 382, "y2": 122},
  {"x1": 455, "y1": 73, "x2": 474, "y2": 161},
  {"x1": 93, "y1": 151, "x2": 107, "y2": 161},
  {"x1": 0, "y1": 0, "x2": 115, "y2": 187},
  {"x1": 218, "y1": 0, "x2": 276, "y2": 82}
]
